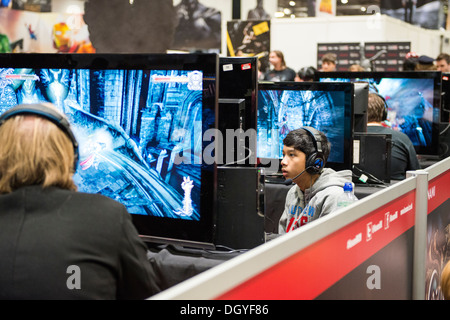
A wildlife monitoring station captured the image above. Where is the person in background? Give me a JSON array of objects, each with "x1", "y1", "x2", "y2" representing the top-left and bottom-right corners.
[
  {"x1": 262, "y1": 50, "x2": 297, "y2": 81},
  {"x1": 436, "y1": 53, "x2": 450, "y2": 73},
  {"x1": 367, "y1": 93, "x2": 421, "y2": 180},
  {"x1": 402, "y1": 52, "x2": 419, "y2": 71},
  {"x1": 0, "y1": 103, "x2": 159, "y2": 299},
  {"x1": 348, "y1": 64, "x2": 365, "y2": 71},
  {"x1": 278, "y1": 127, "x2": 353, "y2": 234},
  {"x1": 320, "y1": 52, "x2": 337, "y2": 72},
  {"x1": 295, "y1": 66, "x2": 317, "y2": 82},
  {"x1": 415, "y1": 55, "x2": 437, "y2": 71}
]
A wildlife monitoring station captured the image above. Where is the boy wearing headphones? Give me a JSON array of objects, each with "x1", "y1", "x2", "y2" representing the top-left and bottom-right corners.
[{"x1": 278, "y1": 127, "x2": 353, "y2": 234}]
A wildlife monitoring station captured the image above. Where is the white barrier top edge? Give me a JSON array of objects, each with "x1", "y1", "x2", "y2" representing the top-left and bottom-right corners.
[{"x1": 425, "y1": 156, "x2": 450, "y2": 180}]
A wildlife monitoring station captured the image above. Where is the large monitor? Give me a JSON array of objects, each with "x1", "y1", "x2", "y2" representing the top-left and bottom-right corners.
[
  {"x1": 316, "y1": 71, "x2": 442, "y2": 157},
  {"x1": 0, "y1": 53, "x2": 218, "y2": 249},
  {"x1": 257, "y1": 81, "x2": 354, "y2": 172}
]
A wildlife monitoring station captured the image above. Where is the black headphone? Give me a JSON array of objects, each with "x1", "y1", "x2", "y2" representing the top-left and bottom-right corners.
[
  {"x1": 0, "y1": 103, "x2": 79, "y2": 170},
  {"x1": 301, "y1": 126, "x2": 325, "y2": 174}
]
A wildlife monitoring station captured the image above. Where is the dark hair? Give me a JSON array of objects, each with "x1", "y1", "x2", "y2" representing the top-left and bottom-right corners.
[
  {"x1": 283, "y1": 128, "x2": 330, "y2": 162},
  {"x1": 403, "y1": 57, "x2": 418, "y2": 71},
  {"x1": 437, "y1": 53, "x2": 450, "y2": 64},
  {"x1": 297, "y1": 66, "x2": 317, "y2": 81}
]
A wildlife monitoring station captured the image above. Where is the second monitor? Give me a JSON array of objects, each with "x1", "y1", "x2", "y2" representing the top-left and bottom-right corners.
[{"x1": 257, "y1": 81, "x2": 355, "y2": 172}]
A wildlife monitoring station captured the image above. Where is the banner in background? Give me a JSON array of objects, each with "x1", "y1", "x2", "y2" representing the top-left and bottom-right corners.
[
  {"x1": 226, "y1": 20, "x2": 270, "y2": 73},
  {"x1": 316, "y1": 0, "x2": 336, "y2": 17},
  {"x1": 317, "y1": 42, "x2": 361, "y2": 71},
  {"x1": 380, "y1": 0, "x2": 444, "y2": 30},
  {"x1": 172, "y1": 0, "x2": 221, "y2": 52},
  {"x1": 364, "y1": 42, "x2": 411, "y2": 72},
  {"x1": 0, "y1": 8, "x2": 95, "y2": 53},
  {"x1": 12, "y1": 0, "x2": 51, "y2": 12}
]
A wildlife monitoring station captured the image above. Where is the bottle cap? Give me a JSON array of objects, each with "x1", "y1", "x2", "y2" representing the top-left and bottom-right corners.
[{"x1": 343, "y1": 182, "x2": 353, "y2": 192}]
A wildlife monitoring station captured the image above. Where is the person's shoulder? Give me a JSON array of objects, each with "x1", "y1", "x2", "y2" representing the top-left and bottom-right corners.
[
  {"x1": 70, "y1": 190, "x2": 126, "y2": 211},
  {"x1": 287, "y1": 67, "x2": 296, "y2": 73}
]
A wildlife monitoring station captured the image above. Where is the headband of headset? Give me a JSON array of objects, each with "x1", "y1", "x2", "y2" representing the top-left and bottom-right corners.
[{"x1": 302, "y1": 126, "x2": 325, "y2": 174}]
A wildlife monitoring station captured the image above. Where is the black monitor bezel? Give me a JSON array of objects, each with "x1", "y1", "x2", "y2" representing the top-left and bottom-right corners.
[
  {"x1": 441, "y1": 72, "x2": 450, "y2": 123},
  {"x1": 315, "y1": 71, "x2": 442, "y2": 157},
  {"x1": 0, "y1": 53, "x2": 219, "y2": 249},
  {"x1": 257, "y1": 81, "x2": 354, "y2": 172}
]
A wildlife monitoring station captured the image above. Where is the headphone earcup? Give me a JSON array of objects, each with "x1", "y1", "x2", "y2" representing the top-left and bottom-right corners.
[
  {"x1": 305, "y1": 152, "x2": 324, "y2": 174},
  {"x1": 382, "y1": 104, "x2": 388, "y2": 121}
]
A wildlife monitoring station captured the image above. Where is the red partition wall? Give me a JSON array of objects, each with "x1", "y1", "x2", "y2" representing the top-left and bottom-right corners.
[{"x1": 217, "y1": 191, "x2": 416, "y2": 300}]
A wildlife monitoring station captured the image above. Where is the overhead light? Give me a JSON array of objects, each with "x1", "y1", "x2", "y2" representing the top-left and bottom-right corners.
[
  {"x1": 274, "y1": 11, "x2": 285, "y2": 18},
  {"x1": 341, "y1": 0, "x2": 348, "y2": 4},
  {"x1": 289, "y1": 1, "x2": 296, "y2": 6},
  {"x1": 283, "y1": 8, "x2": 292, "y2": 15},
  {"x1": 361, "y1": 7, "x2": 367, "y2": 12}
]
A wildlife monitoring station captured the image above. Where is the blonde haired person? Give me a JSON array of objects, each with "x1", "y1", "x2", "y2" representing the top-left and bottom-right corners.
[{"x1": 0, "y1": 103, "x2": 158, "y2": 299}]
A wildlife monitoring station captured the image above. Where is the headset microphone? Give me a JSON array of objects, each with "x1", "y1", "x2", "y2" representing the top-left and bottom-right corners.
[{"x1": 284, "y1": 168, "x2": 309, "y2": 185}]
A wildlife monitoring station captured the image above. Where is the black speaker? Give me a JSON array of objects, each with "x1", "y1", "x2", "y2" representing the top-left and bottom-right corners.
[
  {"x1": 353, "y1": 132, "x2": 392, "y2": 184},
  {"x1": 218, "y1": 98, "x2": 252, "y2": 166},
  {"x1": 215, "y1": 167, "x2": 265, "y2": 250}
]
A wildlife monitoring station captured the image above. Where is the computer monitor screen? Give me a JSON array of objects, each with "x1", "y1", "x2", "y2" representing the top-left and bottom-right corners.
[
  {"x1": 257, "y1": 81, "x2": 354, "y2": 172},
  {"x1": 0, "y1": 53, "x2": 218, "y2": 248},
  {"x1": 317, "y1": 71, "x2": 442, "y2": 157}
]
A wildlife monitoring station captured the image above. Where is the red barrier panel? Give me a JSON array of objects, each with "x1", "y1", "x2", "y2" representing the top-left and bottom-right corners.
[{"x1": 217, "y1": 191, "x2": 416, "y2": 300}]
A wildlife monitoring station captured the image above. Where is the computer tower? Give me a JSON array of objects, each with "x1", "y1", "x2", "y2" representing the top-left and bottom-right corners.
[
  {"x1": 353, "y1": 132, "x2": 392, "y2": 184},
  {"x1": 215, "y1": 167, "x2": 265, "y2": 250},
  {"x1": 218, "y1": 98, "x2": 245, "y2": 163}
]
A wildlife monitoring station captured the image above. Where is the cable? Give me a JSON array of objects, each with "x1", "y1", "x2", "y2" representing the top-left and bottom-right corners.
[
  {"x1": 352, "y1": 165, "x2": 389, "y2": 187},
  {"x1": 440, "y1": 123, "x2": 450, "y2": 135}
]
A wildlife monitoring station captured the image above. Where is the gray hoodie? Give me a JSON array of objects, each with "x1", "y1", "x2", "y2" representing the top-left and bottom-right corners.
[{"x1": 278, "y1": 168, "x2": 353, "y2": 234}]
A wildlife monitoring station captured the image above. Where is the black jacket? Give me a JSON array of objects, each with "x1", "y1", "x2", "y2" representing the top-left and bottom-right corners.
[{"x1": 0, "y1": 185, "x2": 159, "y2": 299}]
